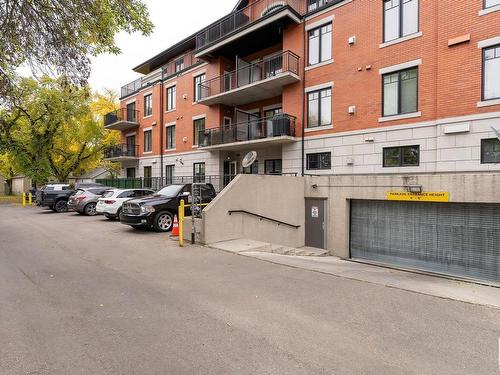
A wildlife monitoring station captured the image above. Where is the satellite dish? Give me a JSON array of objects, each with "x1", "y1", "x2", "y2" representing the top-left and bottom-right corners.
[{"x1": 242, "y1": 151, "x2": 258, "y2": 168}]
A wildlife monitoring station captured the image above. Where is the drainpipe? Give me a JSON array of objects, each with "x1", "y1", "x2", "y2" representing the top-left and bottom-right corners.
[
  {"x1": 159, "y1": 71, "x2": 165, "y2": 185},
  {"x1": 301, "y1": 20, "x2": 306, "y2": 176}
]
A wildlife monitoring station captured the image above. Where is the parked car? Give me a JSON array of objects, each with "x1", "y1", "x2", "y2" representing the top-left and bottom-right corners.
[
  {"x1": 36, "y1": 184, "x2": 74, "y2": 212},
  {"x1": 68, "y1": 187, "x2": 115, "y2": 216},
  {"x1": 96, "y1": 188, "x2": 155, "y2": 220},
  {"x1": 120, "y1": 183, "x2": 216, "y2": 232}
]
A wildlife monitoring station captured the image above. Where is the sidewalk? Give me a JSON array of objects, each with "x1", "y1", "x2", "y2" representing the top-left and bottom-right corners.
[{"x1": 207, "y1": 239, "x2": 500, "y2": 309}]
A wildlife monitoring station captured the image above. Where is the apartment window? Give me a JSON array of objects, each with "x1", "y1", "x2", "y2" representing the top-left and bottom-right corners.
[
  {"x1": 193, "y1": 118, "x2": 205, "y2": 146},
  {"x1": 483, "y1": 45, "x2": 500, "y2": 101},
  {"x1": 126, "y1": 168, "x2": 136, "y2": 178},
  {"x1": 308, "y1": 0, "x2": 335, "y2": 12},
  {"x1": 144, "y1": 94, "x2": 153, "y2": 117},
  {"x1": 383, "y1": 145, "x2": 419, "y2": 167},
  {"x1": 308, "y1": 88, "x2": 332, "y2": 128},
  {"x1": 165, "y1": 165, "x2": 175, "y2": 185},
  {"x1": 307, "y1": 152, "x2": 331, "y2": 170},
  {"x1": 143, "y1": 166, "x2": 152, "y2": 188},
  {"x1": 175, "y1": 58, "x2": 185, "y2": 72},
  {"x1": 383, "y1": 0, "x2": 419, "y2": 43},
  {"x1": 166, "y1": 86, "x2": 176, "y2": 111},
  {"x1": 193, "y1": 162, "x2": 206, "y2": 183},
  {"x1": 481, "y1": 138, "x2": 500, "y2": 163},
  {"x1": 166, "y1": 125, "x2": 175, "y2": 150},
  {"x1": 143, "y1": 130, "x2": 152, "y2": 153},
  {"x1": 126, "y1": 102, "x2": 136, "y2": 122},
  {"x1": 264, "y1": 159, "x2": 282, "y2": 175},
  {"x1": 383, "y1": 67, "x2": 418, "y2": 117},
  {"x1": 194, "y1": 74, "x2": 206, "y2": 101},
  {"x1": 308, "y1": 23, "x2": 332, "y2": 66},
  {"x1": 485, "y1": 0, "x2": 500, "y2": 8}
]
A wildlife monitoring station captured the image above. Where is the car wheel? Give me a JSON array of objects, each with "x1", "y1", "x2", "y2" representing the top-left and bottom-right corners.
[
  {"x1": 84, "y1": 202, "x2": 97, "y2": 216},
  {"x1": 153, "y1": 211, "x2": 174, "y2": 232},
  {"x1": 54, "y1": 200, "x2": 68, "y2": 213}
]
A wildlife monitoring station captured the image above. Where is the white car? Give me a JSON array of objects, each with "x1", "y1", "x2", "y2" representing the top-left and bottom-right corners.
[{"x1": 96, "y1": 188, "x2": 155, "y2": 220}]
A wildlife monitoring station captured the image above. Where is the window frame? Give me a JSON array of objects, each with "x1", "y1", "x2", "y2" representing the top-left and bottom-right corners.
[
  {"x1": 193, "y1": 117, "x2": 205, "y2": 146},
  {"x1": 307, "y1": 87, "x2": 332, "y2": 128},
  {"x1": 194, "y1": 74, "x2": 206, "y2": 102},
  {"x1": 165, "y1": 164, "x2": 175, "y2": 185},
  {"x1": 484, "y1": 0, "x2": 500, "y2": 9},
  {"x1": 193, "y1": 162, "x2": 206, "y2": 182},
  {"x1": 175, "y1": 58, "x2": 185, "y2": 72},
  {"x1": 166, "y1": 125, "x2": 176, "y2": 150},
  {"x1": 143, "y1": 129, "x2": 152, "y2": 153},
  {"x1": 481, "y1": 138, "x2": 500, "y2": 164},
  {"x1": 382, "y1": 145, "x2": 420, "y2": 167},
  {"x1": 166, "y1": 85, "x2": 176, "y2": 111},
  {"x1": 306, "y1": 152, "x2": 332, "y2": 170},
  {"x1": 482, "y1": 44, "x2": 500, "y2": 101},
  {"x1": 143, "y1": 94, "x2": 153, "y2": 117},
  {"x1": 307, "y1": 23, "x2": 333, "y2": 66},
  {"x1": 264, "y1": 159, "x2": 283, "y2": 175},
  {"x1": 383, "y1": 0, "x2": 420, "y2": 43},
  {"x1": 382, "y1": 67, "x2": 419, "y2": 117}
]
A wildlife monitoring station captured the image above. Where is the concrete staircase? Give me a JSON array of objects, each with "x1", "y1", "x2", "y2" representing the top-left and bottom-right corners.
[{"x1": 207, "y1": 239, "x2": 329, "y2": 257}]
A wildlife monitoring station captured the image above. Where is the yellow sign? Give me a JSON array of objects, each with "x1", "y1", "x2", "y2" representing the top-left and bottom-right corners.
[{"x1": 387, "y1": 191, "x2": 450, "y2": 202}]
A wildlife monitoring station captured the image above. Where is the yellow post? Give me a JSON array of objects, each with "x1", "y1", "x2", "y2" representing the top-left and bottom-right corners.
[
  {"x1": 28, "y1": 192, "x2": 32, "y2": 205},
  {"x1": 22, "y1": 193, "x2": 26, "y2": 207},
  {"x1": 179, "y1": 200, "x2": 185, "y2": 247}
]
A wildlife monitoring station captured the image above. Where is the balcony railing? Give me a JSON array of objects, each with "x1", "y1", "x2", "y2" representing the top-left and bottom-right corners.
[
  {"x1": 200, "y1": 114, "x2": 296, "y2": 148},
  {"x1": 195, "y1": 0, "x2": 306, "y2": 50},
  {"x1": 197, "y1": 51, "x2": 299, "y2": 102},
  {"x1": 121, "y1": 78, "x2": 143, "y2": 98},
  {"x1": 104, "y1": 108, "x2": 140, "y2": 127},
  {"x1": 104, "y1": 144, "x2": 139, "y2": 160}
]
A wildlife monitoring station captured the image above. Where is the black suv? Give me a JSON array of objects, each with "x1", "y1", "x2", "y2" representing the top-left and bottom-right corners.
[{"x1": 120, "y1": 183, "x2": 216, "y2": 232}]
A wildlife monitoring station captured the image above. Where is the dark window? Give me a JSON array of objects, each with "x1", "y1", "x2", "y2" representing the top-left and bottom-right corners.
[
  {"x1": 483, "y1": 45, "x2": 500, "y2": 101},
  {"x1": 166, "y1": 86, "x2": 176, "y2": 111},
  {"x1": 144, "y1": 94, "x2": 152, "y2": 117},
  {"x1": 307, "y1": 0, "x2": 335, "y2": 12},
  {"x1": 383, "y1": 0, "x2": 419, "y2": 43},
  {"x1": 485, "y1": 0, "x2": 500, "y2": 8},
  {"x1": 383, "y1": 145, "x2": 420, "y2": 167},
  {"x1": 118, "y1": 191, "x2": 136, "y2": 199},
  {"x1": 308, "y1": 23, "x2": 332, "y2": 66},
  {"x1": 126, "y1": 168, "x2": 136, "y2": 178},
  {"x1": 264, "y1": 159, "x2": 282, "y2": 175},
  {"x1": 193, "y1": 162, "x2": 205, "y2": 183},
  {"x1": 143, "y1": 166, "x2": 152, "y2": 188},
  {"x1": 243, "y1": 162, "x2": 259, "y2": 174},
  {"x1": 383, "y1": 67, "x2": 418, "y2": 117},
  {"x1": 308, "y1": 88, "x2": 332, "y2": 128},
  {"x1": 481, "y1": 138, "x2": 500, "y2": 163},
  {"x1": 165, "y1": 165, "x2": 175, "y2": 185},
  {"x1": 307, "y1": 152, "x2": 332, "y2": 170},
  {"x1": 175, "y1": 58, "x2": 185, "y2": 72},
  {"x1": 144, "y1": 130, "x2": 152, "y2": 153},
  {"x1": 193, "y1": 118, "x2": 205, "y2": 146},
  {"x1": 126, "y1": 102, "x2": 136, "y2": 122},
  {"x1": 166, "y1": 125, "x2": 175, "y2": 150},
  {"x1": 194, "y1": 74, "x2": 206, "y2": 101}
]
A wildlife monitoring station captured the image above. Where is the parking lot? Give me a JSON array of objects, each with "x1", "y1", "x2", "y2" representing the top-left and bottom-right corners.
[{"x1": 1, "y1": 204, "x2": 499, "y2": 375}]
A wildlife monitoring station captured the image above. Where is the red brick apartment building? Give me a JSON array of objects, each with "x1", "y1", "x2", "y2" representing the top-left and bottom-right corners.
[{"x1": 104, "y1": 0, "x2": 500, "y2": 183}]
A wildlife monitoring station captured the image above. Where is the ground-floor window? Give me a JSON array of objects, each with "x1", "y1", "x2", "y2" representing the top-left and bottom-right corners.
[
  {"x1": 126, "y1": 168, "x2": 136, "y2": 179},
  {"x1": 383, "y1": 145, "x2": 420, "y2": 167},
  {"x1": 165, "y1": 165, "x2": 175, "y2": 185},
  {"x1": 264, "y1": 159, "x2": 282, "y2": 175},
  {"x1": 306, "y1": 152, "x2": 331, "y2": 170},
  {"x1": 144, "y1": 166, "x2": 152, "y2": 187},
  {"x1": 193, "y1": 162, "x2": 205, "y2": 183},
  {"x1": 243, "y1": 161, "x2": 259, "y2": 174},
  {"x1": 481, "y1": 138, "x2": 500, "y2": 163}
]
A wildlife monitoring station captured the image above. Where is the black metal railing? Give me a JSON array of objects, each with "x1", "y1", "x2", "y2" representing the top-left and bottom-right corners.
[
  {"x1": 104, "y1": 144, "x2": 139, "y2": 159},
  {"x1": 195, "y1": 0, "x2": 306, "y2": 50},
  {"x1": 200, "y1": 114, "x2": 296, "y2": 147},
  {"x1": 104, "y1": 108, "x2": 140, "y2": 127},
  {"x1": 197, "y1": 51, "x2": 299, "y2": 101},
  {"x1": 228, "y1": 210, "x2": 300, "y2": 229}
]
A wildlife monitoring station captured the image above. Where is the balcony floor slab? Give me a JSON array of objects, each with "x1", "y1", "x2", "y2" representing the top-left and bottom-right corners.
[{"x1": 200, "y1": 135, "x2": 296, "y2": 151}]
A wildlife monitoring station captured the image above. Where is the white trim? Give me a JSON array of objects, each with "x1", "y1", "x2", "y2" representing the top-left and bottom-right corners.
[
  {"x1": 477, "y1": 99, "x2": 500, "y2": 108},
  {"x1": 143, "y1": 151, "x2": 153, "y2": 155},
  {"x1": 165, "y1": 109, "x2": 176, "y2": 113},
  {"x1": 379, "y1": 32, "x2": 423, "y2": 49},
  {"x1": 142, "y1": 91, "x2": 153, "y2": 97},
  {"x1": 263, "y1": 103, "x2": 283, "y2": 111},
  {"x1": 143, "y1": 127, "x2": 153, "y2": 132},
  {"x1": 378, "y1": 112, "x2": 422, "y2": 123},
  {"x1": 192, "y1": 114, "x2": 206, "y2": 121},
  {"x1": 305, "y1": 0, "x2": 353, "y2": 21},
  {"x1": 478, "y1": 35, "x2": 500, "y2": 49},
  {"x1": 143, "y1": 115, "x2": 153, "y2": 119},
  {"x1": 126, "y1": 132, "x2": 136, "y2": 137},
  {"x1": 305, "y1": 124, "x2": 333, "y2": 133},
  {"x1": 305, "y1": 81, "x2": 334, "y2": 93},
  {"x1": 479, "y1": 4, "x2": 500, "y2": 16},
  {"x1": 125, "y1": 99, "x2": 136, "y2": 105},
  {"x1": 379, "y1": 59, "x2": 422, "y2": 75},
  {"x1": 164, "y1": 148, "x2": 177, "y2": 152},
  {"x1": 305, "y1": 15, "x2": 334, "y2": 31},
  {"x1": 305, "y1": 59, "x2": 334, "y2": 71},
  {"x1": 223, "y1": 116, "x2": 232, "y2": 125},
  {"x1": 165, "y1": 81, "x2": 176, "y2": 89},
  {"x1": 165, "y1": 121, "x2": 176, "y2": 127}
]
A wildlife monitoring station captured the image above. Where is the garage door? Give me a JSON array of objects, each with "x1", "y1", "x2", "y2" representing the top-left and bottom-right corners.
[{"x1": 350, "y1": 200, "x2": 500, "y2": 284}]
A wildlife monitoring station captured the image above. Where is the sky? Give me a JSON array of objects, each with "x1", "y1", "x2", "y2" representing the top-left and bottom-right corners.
[{"x1": 88, "y1": 0, "x2": 236, "y2": 94}]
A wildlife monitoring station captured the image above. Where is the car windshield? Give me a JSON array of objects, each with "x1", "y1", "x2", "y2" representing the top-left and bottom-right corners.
[
  {"x1": 102, "y1": 190, "x2": 116, "y2": 198},
  {"x1": 157, "y1": 185, "x2": 183, "y2": 197}
]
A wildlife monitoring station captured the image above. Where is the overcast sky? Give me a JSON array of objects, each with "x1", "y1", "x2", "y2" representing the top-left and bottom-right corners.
[{"x1": 88, "y1": 0, "x2": 236, "y2": 94}]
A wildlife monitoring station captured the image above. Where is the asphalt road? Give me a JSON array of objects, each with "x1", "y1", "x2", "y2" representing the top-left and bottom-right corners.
[{"x1": 0, "y1": 204, "x2": 499, "y2": 375}]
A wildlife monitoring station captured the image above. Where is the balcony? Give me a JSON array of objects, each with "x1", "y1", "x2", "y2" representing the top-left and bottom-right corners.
[
  {"x1": 197, "y1": 51, "x2": 300, "y2": 107},
  {"x1": 104, "y1": 108, "x2": 140, "y2": 131},
  {"x1": 195, "y1": 0, "x2": 305, "y2": 57},
  {"x1": 104, "y1": 144, "x2": 139, "y2": 162},
  {"x1": 200, "y1": 114, "x2": 296, "y2": 150}
]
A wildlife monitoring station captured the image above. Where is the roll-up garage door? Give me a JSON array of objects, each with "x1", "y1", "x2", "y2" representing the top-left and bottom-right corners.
[{"x1": 350, "y1": 200, "x2": 500, "y2": 284}]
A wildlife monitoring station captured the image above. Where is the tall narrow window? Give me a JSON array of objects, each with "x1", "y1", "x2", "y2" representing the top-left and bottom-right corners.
[
  {"x1": 307, "y1": 88, "x2": 332, "y2": 128},
  {"x1": 383, "y1": 0, "x2": 419, "y2": 43},
  {"x1": 383, "y1": 67, "x2": 418, "y2": 117},
  {"x1": 165, "y1": 165, "x2": 175, "y2": 185},
  {"x1": 193, "y1": 162, "x2": 206, "y2": 183},
  {"x1": 194, "y1": 74, "x2": 206, "y2": 101},
  {"x1": 308, "y1": 23, "x2": 332, "y2": 66},
  {"x1": 166, "y1": 86, "x2": 176, "y2": 111},
  {"x1": 126, "y1": 102, "x2": 136, "y2": 122},
  {"x1": 144, "y1": 94, "x2": 152, "y2": 117},
  {"x1": 166, "y1": 125, "x2": 175, "y2": 150},
  {"x1": 193, "y1": 118, "x2": 205, "y2": 146},
  {"x1": 143, "y1": 130, "x2": 152, "y2": 153},
  {"x1": 483, "y1": 45, "x2": 500, "y2": 101}
]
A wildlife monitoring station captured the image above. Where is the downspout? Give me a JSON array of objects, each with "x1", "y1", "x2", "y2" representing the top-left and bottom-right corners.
[
  {"x1": 160, "y1": 70, "x2": 165, "y2": 185},
  {"x1": 301, "y1": 18, "x2": 306, "y2": 176}
]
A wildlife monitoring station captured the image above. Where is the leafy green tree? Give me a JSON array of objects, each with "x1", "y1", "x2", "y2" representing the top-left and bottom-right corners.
[{"x1": 0, "y1": 153, "x2": 19, "y2": 195}]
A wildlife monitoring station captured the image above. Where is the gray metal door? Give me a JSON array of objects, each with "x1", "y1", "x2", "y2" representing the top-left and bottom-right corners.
[
  {"x1": 350, "y1": 200, "x2": 500, "y2": 284},
  {"x1": 305, "y1": 198, "x2": 326, "y2": 249}
]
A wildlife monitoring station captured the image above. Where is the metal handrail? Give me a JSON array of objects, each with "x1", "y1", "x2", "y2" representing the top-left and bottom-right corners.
[
  {"x1": 104, "y1": 108, "x2": 140, "y2": 126},
  {"x1": 228, "y1": 210, "x2": 300, "y2": 229},
  {"x1": 104, "y1": 144, "x2": 139, "y2": 159}
]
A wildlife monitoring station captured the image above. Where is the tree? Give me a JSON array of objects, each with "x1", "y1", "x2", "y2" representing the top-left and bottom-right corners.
[
  {"x1": 0, "y1": 0, "x2": 153, "y2": 88},
  {"x1": 0, "y1": 153, "x2": 19, "y2": 195}
]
